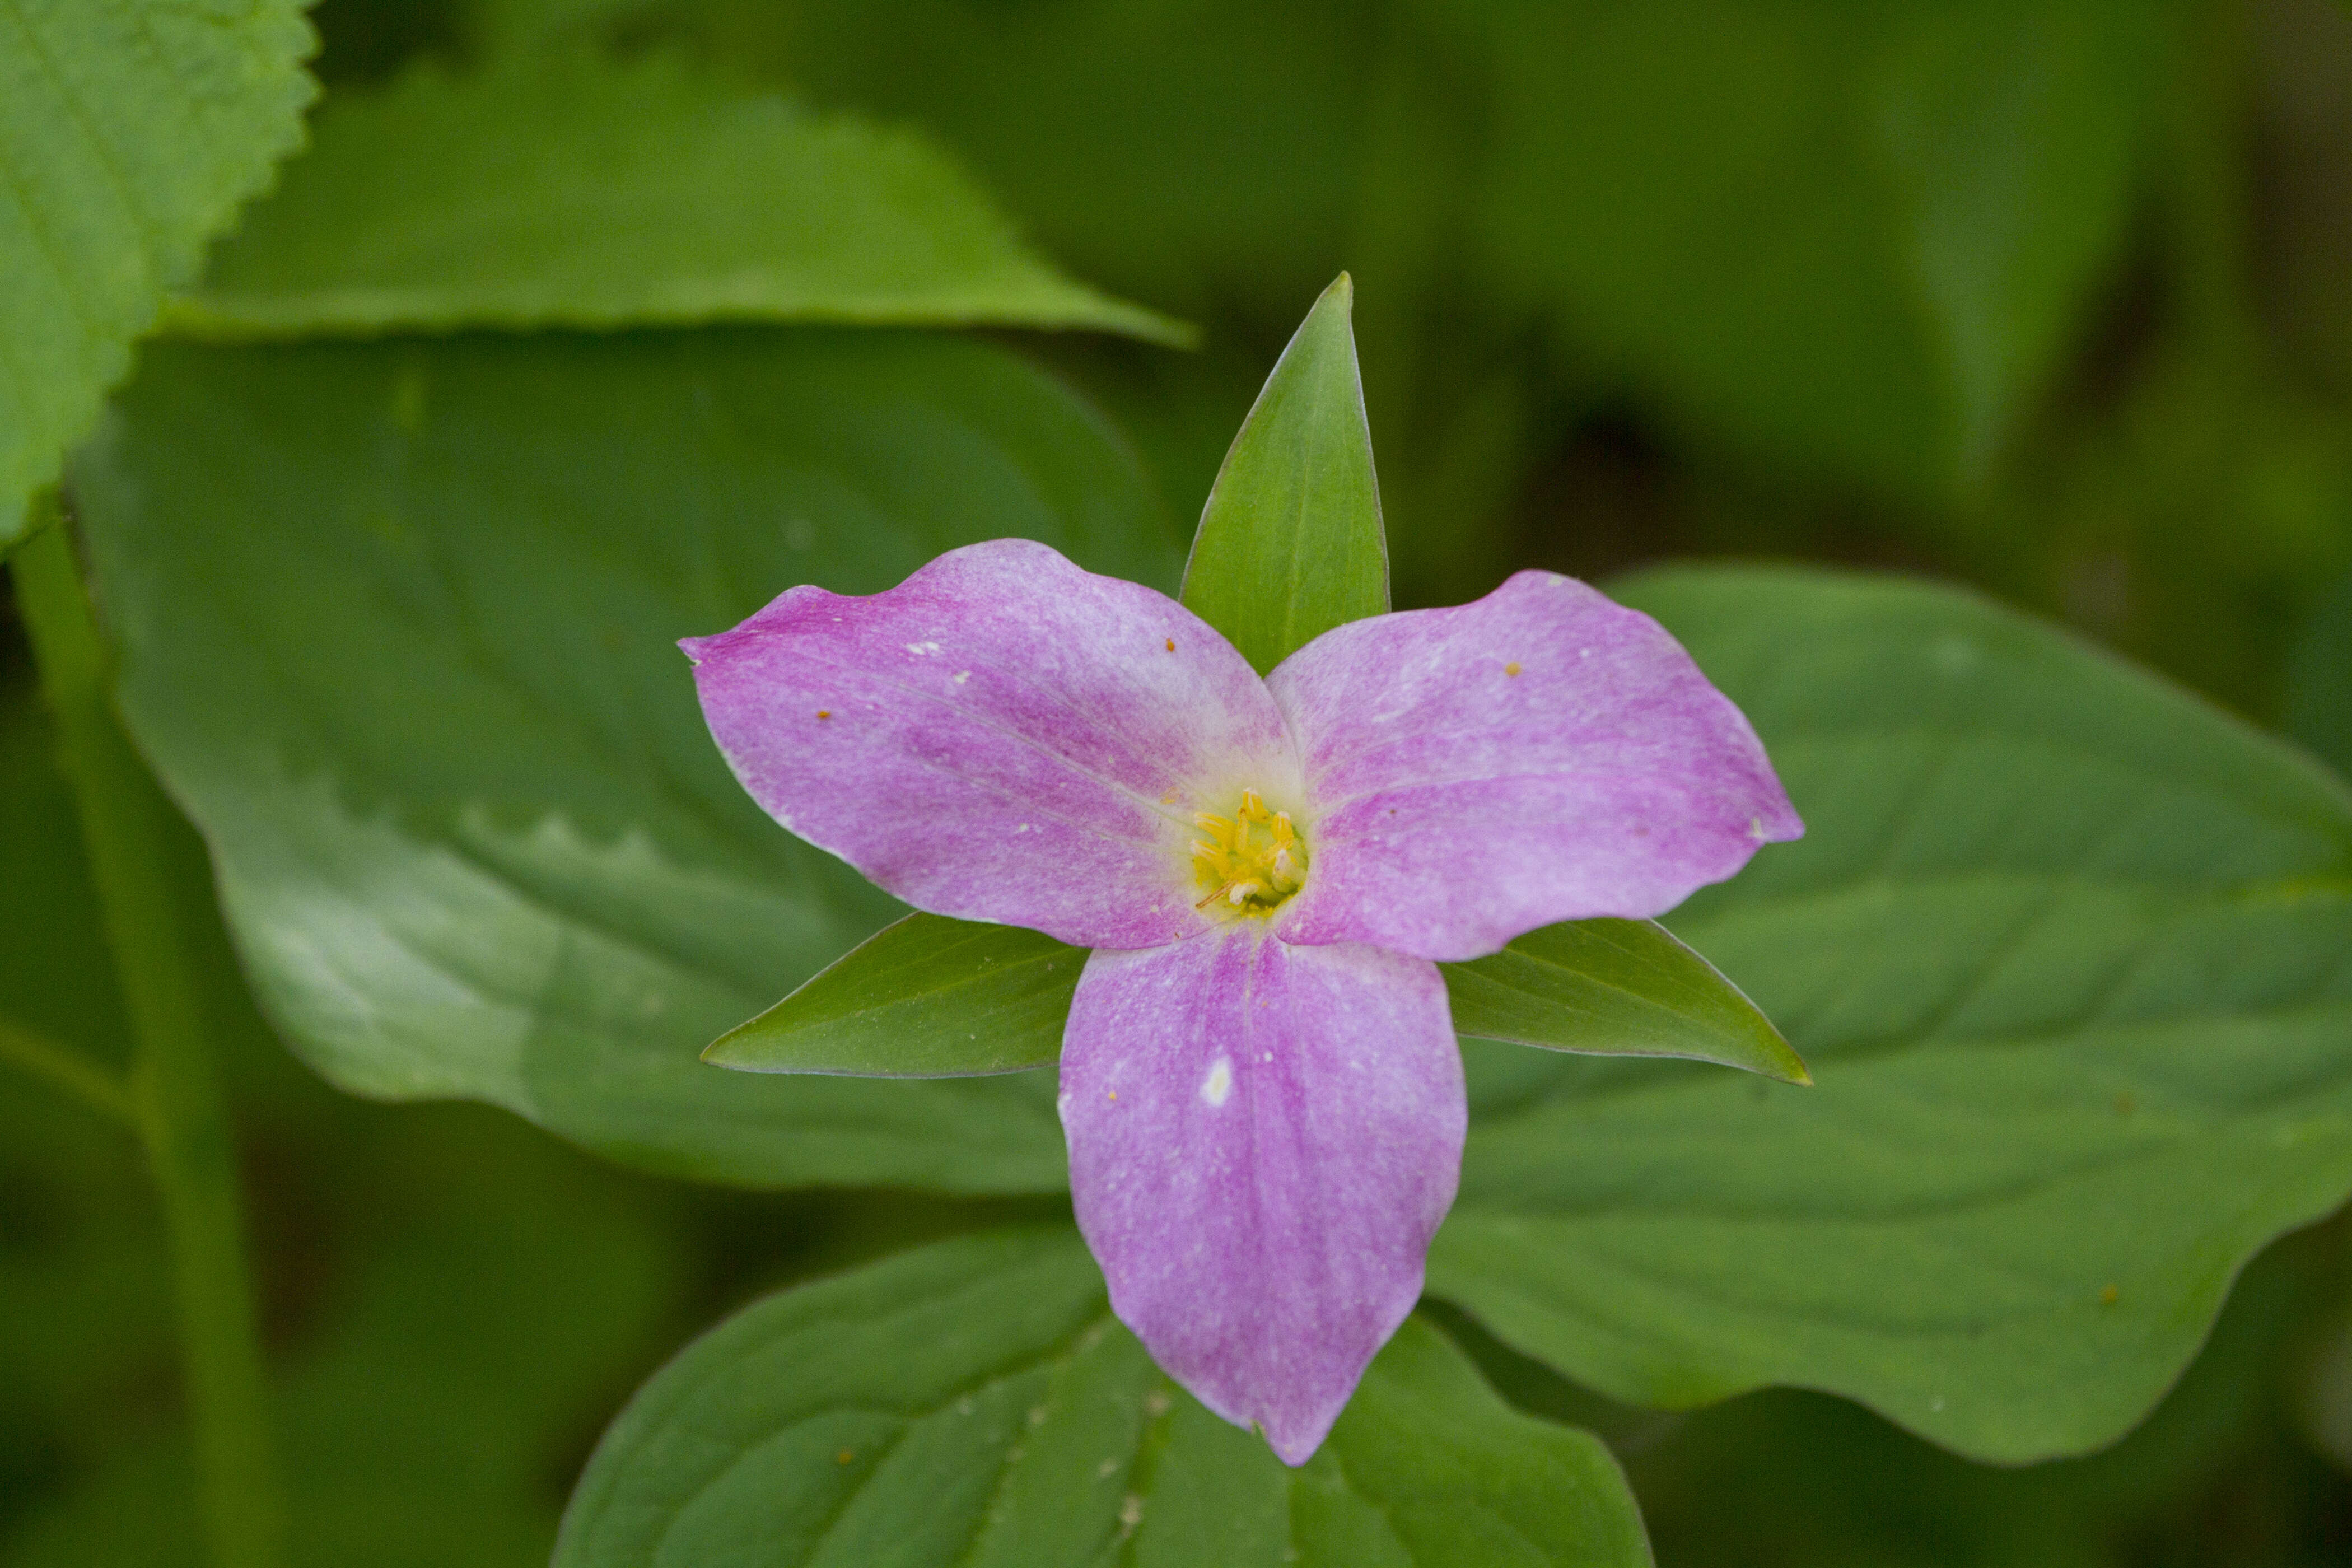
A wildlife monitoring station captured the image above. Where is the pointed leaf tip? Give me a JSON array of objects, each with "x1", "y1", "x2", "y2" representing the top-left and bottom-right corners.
[
  {"x1": 1443, "y1": 917, "x2": 1810, "y2": 1085},
  {"x1": 705, "y1": 913, "x2": 1083, "y2": 1078},
  {"x1": 1181, "y1": 274, "x2": 1388, "y2": 674}
]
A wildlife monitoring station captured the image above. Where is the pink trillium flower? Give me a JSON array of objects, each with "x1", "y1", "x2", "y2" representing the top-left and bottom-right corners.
[{"x1": 684, "y1": 538, "x2": 1800, "y2": 1463}]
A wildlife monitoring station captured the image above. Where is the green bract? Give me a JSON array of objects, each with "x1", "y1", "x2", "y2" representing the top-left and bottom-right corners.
[
  {"x1": 1179, "y1": 273, "x2": 1389, "y2": 674},
  {"x1": 708, "y1": 914, "x2": 1085, "y2": 1078},
  {"x1": 1446, "y1": 919, "x2": 1808, "y2": 1086}
]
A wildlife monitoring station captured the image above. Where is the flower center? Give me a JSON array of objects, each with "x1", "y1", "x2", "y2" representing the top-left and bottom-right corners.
[{"x1": 1191, "y1": 789, "x2": 1307, "y2": 915}]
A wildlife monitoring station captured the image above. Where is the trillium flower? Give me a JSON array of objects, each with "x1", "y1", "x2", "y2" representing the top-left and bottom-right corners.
[{"x1": 684, "y1": 538, "x2": 1800, "y2": 1464}]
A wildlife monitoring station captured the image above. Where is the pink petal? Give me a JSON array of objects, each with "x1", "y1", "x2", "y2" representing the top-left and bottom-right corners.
[
  {"x1": 684, "y1": 540, "x2": 1299, "y2": 949},
  {"x1": 1058, "y1": 925, "x2": 1463, "y2": 1464},
  {"x1": 1267, "y1": 570, "x2": 1802, "y2": 961}
]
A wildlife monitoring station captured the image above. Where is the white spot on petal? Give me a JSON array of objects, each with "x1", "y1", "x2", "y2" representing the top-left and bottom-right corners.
[
  {"x1": 953, "y1": 670, "x2": 970, "y2": 684},
  {"x1": 1201, "y1": 1057, "x2": 1234, "y2": 1107},
  {"x1": 1750, "y1": 816, "x2": 1766, "y2": 842}
]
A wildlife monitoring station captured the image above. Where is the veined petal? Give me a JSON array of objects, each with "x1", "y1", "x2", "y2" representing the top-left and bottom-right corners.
[
  {"x1": 684, "y1": 540, "x2": 1298, "y2": 949},
  {"x1": 1058, "y1": 926, "x2": 1463, "y2": 1464},
  {"x1": 1268, "y1": 570, "x2": 1801, "y2": 961}
]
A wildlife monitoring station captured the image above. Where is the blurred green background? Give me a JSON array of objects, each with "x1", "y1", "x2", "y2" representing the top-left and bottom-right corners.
[{"x1": 9, "y1": 0, "x2": 2352, "y2": 1560}]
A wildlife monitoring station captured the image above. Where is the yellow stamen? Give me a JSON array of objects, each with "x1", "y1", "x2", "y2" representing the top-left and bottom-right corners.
[{"x1": 1188, "y1": 787, "x2": 1309, "y2": 916}]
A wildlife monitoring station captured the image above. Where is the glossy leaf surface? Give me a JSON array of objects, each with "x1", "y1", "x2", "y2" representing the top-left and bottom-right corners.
[
  {"x1": 0, "y1": 0, "x2": 314, "y2": 542},
  {"x1": 169, "y1": 56, "x2": 1186, "y2": 344},
  {"x1": 1180, "y1": 274, "x2": 1388, "y2": 673},
  {"x1": 73, "y1": 330, "x2": 1181, "y2": 1191},
  {"x1": 1432, "y1": 567, "x2": 2352, "y2": 1462},
  {"x1": 1443, "y1": 918, "x2": 1808, "y2": 1085},
  {"x1": 556, "y1": 1228, "x2": 1651, "y2": 1568},
  {"x1": 707, "y1": 913, "x2": 1083, "y2": 1077}
]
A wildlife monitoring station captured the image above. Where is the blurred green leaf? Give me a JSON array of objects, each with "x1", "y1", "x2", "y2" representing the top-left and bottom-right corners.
[
  {"x1": 696, "y1": 0, "x2": 1376, "y2": 324},
  {"x1": 73, "y1": 329, "x2": 1181, "y2": 1191},
  {"x1": 556, "y1": 1227, "x2": 1651, "y2": 1568},
  {"x1": 2288, "y1": 568, "x2": 2352, "y2": 781},
  {"x1": 1443, "y1": 918, "x2": 1809, "y2": 1086},
  {"x1": 1181, "y1": 274, "x2": 1388, "y2": 673},
  {"x1": 1429, "y1": 566, "x2": 2352, "y2": 1463},
  {"x1": 1437, "y1": 0, "x2": 2166, "y2": 497},
  {"x1": 2, "y1": 1103, "x2": 688, "y2": 1568},
  {"x1": 168, "y1": 55, "x2": 1188, "y2": 344},
  {"x1": 706, "y1": 914, "x2": 1082, "y2": 1078},
  {"x1": 0, "y1": 0, "x2": 316, "y2": 544}
]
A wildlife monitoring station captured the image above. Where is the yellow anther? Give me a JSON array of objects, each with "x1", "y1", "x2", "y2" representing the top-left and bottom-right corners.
[{"x1": 1188, "y1": 786, "x2": 1308, "y2": 916}]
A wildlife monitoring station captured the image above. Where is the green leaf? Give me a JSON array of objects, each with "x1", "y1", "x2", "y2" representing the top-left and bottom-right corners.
[
  {"x1": 0, "y1": 0, "x2": 315, "y2": 544},
  {"x1": 1428, "y1": 566, "x2": 2352, "y2": 1463},
  {"x1": 706, "y1": 914, "x2": 1084, "y2": 1078},
  {"x1": 1442, "y1": 918, "x2": 1809, "y2": 1086},
  {"x1": 555, "y1": 1227, "x2": 1652, "y2": 1568},
  {"x1": 1624, "y1": 1235, "x2": 2337, "y2": 1566},
  {"x1": 1436, "y1": 0, "x2": 2167, "y2": 497},
  {"x1": 166, "y1": 55, "x2": 1187, "y2": 345},
  {"x1": 1180, "y1": 274, "x2": 1388, "y2": 673},
  {"x1": 72, "y1": 329, "x2": 1181, "y2": 1192}
]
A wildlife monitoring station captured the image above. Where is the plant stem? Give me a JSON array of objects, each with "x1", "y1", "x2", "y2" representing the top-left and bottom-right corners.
[
  {"x1": 0, "y1": 1013, "x2": 139, "y2": 1127},
  {"x1": 11, "y1": 505, "x2": 286, "y2": 1568}
]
